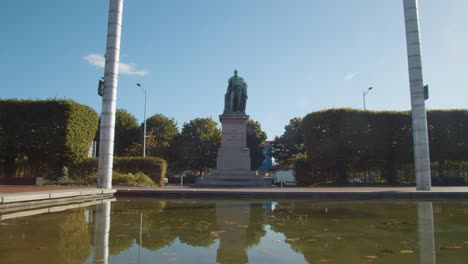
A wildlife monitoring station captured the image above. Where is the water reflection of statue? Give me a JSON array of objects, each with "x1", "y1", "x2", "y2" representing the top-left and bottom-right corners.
[
  {"x1": 215, "y1": 201, "x2": 266, "y2": 264},
  {"x1": 224, "y1": 70, "x2": 248, "y2": 114}
]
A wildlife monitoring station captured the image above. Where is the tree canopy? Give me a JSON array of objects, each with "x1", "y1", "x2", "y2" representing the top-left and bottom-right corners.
[
  {"x1": 144, "y1": 114, "x2": 179, "y2": 159},
  {"x1": 173, "y1": 118, "x2": 221, "y2": 175},
  {"x1": 271, "y1": 117, "x2": 305, "y2": 167},
  {"x1": 114, "y1": 109, "x2": 140, "y2": 156},
  {"x1": 247, "y1": 119, "x2": 267, "y2": 170}
]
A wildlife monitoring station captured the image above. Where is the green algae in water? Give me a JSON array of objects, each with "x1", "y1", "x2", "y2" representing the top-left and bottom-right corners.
[{"x1": 1, "y1": 199, "x2": 468, "y2": 264}]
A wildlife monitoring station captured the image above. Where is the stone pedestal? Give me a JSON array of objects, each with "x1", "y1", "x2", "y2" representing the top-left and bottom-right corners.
[{"x1": 195, "y1": 113, "x2": 267, "y2": 187}]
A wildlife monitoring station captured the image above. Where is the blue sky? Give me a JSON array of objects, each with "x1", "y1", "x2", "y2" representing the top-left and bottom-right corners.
[{"x1": 1, "y1": 0, "x2": 467, "y2": 140}]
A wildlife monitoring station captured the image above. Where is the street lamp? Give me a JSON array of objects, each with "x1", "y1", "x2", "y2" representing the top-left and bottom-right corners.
[
  {"x1": 363, "y1": 87, "x2": 373, "y2": 110},
  {"x1": 136, "y1": 83, "x2": 147, "y2": 157}
]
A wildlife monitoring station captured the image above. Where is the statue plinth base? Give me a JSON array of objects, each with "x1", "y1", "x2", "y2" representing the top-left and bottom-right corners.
[{"x1": 195, "y1": 113, "x2": 268, "y2": 187}]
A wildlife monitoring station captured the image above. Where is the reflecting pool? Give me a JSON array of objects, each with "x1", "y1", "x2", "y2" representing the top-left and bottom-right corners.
[{"x1": 1, "y1": 198, "x2": 468, "y2": 264}]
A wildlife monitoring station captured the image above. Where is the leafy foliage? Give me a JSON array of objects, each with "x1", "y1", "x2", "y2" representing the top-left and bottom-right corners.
[
  {"x1": 172, "y1": 118, "x2": 221, "y2": 175},
  {"x1": 299, "y1": 108, "x2": 468, "y2": 185},
  {"x1": 112, "y1": 172, "x2": 156, "y2": 186},
  {"x1": 114, "y1": 109, "x2": 140, "y2": 156},
  {"x1": 144, "y1": 114, "x2": 179, "y2": 159},
  {"x1": 68, "y1": 157, "x2": 167, "y2": 186},
  {"x1": 0, "y1": 99, "x2": 98, "y2": 179},
  {"x1": 247, "y1": 119, "x2": 267, "y2": 170},
  {"x1": 428, "y1": 110, "x2": 468, "y2": 162},
  {"x1": 271, "y1": 117, "x2": 305, "y2": 167}
]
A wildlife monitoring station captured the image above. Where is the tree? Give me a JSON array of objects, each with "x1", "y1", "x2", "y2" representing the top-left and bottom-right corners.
[
  {"x1": 271, "y1": 117, "x2": 305, "y2": 167},
  {"x1": 114, "y1": 109, "x2": 140, "y2": 156},
  {"x1": 173, "y1": 118, "x2": 221, "y2": 175},
  {"x1": 247, "y1": 119, "x2": 267, "y2": 170},
  {"x1": 144, "y1": 114, "x2": 179, "y2": 160}
]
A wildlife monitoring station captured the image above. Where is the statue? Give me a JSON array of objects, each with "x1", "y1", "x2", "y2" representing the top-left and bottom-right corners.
[{"x1": 224, "y1": 70, "x2": 248, "y2": 114}]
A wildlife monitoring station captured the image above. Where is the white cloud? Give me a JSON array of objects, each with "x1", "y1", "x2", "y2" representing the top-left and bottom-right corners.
[
  {"x1": 84, "y1": 54, "x2": 105, "y2": 68},
  {"x1": 118, "y1": 62, "x2": 149, "y2": 76},
  {"x1": 344, "y1": 72, "x2": 358, "y2": 81},
  {"x1": 83, "y1": 53, "x2": 149, "y2": 76}
]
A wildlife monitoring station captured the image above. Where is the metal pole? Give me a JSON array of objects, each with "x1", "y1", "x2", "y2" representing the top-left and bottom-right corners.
[
  {"x1": 363, "y1": 92, "x2": 366, "y2": 110},
  {"x1": 143, "y1": 89, "x2": 147, "y2": 158},
  {"x1": 403, "y1": 0, "x2": 431, "y2": 191},
  {"x1": 137, "y1": 83, "x2": 147, "y2": 158},
  {"x1": 363, "y1": 87, "x2": 372, "y2": 110},
  {"x1": 97, "y1": 0, "x2": 124, "y2": 189}
]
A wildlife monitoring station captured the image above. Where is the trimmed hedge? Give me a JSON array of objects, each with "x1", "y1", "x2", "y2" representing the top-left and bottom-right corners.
[
  {"x1": 112, "y1": 172, "x2": 156, "y2": 187},
  {"x1": 114, "y1": 157, "x2": 167, "y2": 186},
  {"x1": 0, "y1": 99, "x2": 99, "y2": 179},
  {"x1": 299, "y1": 108, "x2": 468, "y2": 185},
  {"x1": 428, "y1": 110, "x2": 468, "y2": 162},
  {"x1": 69, "y1": 157, "x2": 167, "y2": 186}
]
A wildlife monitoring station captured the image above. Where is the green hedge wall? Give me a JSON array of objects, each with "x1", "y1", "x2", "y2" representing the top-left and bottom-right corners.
[
  {"x1": 0, "y1": 99, "x2": 99, "y2": 179},
  {"x1": 428, "y1": 110, "x2": 468, "y2": 162},
  {"x1": 114, "y1": 157, "x2": 167, "y2": 186},
  {"x1": 69, "y1": 157, "x2": 167, "y2": 186},
  {"x1": 300, "y1": 108, "x2": 468, "y2": 184}
]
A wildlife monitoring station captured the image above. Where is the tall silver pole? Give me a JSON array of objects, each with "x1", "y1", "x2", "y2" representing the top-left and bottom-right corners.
[
  {"x1": 143, "y1": 90, "x2": 147, "y2": 158},
  {"x1": 97, "y1": 0, "x2": 124, "y2": 189},
  {"x1": 403, "y1": 0, "x2": 431, "y2": 191}
]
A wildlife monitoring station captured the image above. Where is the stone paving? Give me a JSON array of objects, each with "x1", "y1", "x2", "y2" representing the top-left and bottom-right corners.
[
  {"x1": 2, "y1": 185, "x2": 468, "y2": 201},
  {"x1": 115, "y1": 186, "x2": 468, "y2": 198},
  {"x1": 0, "y1": 185, "x2": 115, "y2": 206},
  {"x1": 0, "y1": 185, "x2": 90, "y2": 194}
]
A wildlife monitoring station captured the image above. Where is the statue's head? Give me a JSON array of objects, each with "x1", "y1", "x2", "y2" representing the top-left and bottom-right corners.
[{"x1": 234, "y1": 70, "x2": 238, "y2": 76}]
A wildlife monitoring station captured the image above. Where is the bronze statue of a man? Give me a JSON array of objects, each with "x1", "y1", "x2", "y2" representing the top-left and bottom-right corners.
[{"x1": 224, "y1": 70, "x2": 248, "y2": 114}]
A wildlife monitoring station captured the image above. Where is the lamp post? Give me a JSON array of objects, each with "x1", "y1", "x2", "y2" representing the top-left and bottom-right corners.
[
  {"x1": 136, "y1": 83, "x2": 147, "y2": 157},
  {"x1": 363, "y1": 87, "x2": 373, "y2": 110}
]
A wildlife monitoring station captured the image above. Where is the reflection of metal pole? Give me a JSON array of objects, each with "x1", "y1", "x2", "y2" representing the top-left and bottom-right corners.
[
  {"x1": 403, "y1": 0, "x2": 431, "y2": 191},
  {"x1": 417, "y1": 202, "x2": 435, "y2": 264},
  {"x1": 97, "y1": 0, "x2": 124, "y2": 189},
  {"x1": 139, "y1": 213, "x2": 142, "y2": 264},
  {"x1": 93, "y1": 202, "x2": 111, "y2": 264}
]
